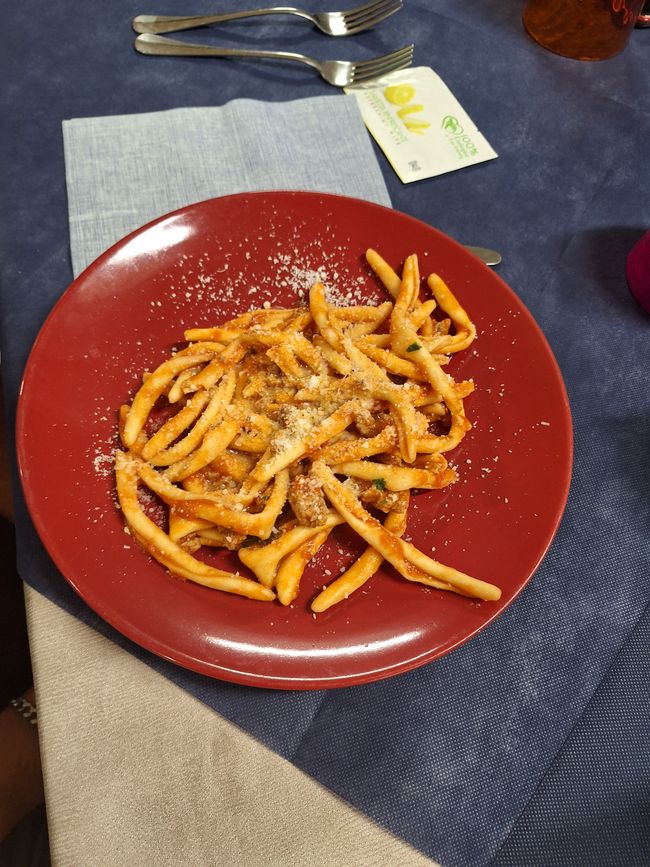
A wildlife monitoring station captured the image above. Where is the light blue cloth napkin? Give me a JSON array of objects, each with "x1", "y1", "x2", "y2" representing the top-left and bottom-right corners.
[{"x1": 63, "y1": 95, "x2": 391, "y2": 277}]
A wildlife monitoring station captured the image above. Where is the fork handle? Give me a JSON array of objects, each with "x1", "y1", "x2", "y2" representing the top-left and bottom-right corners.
[
  {"x1": 134, "y1": 33, "x2": 316, "y2": 69},
  {"x1": 133, "y1": 7, "x2": 310, "y2": 34}
]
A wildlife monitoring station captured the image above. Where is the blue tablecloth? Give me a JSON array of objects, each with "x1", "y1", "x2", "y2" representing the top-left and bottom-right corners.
[{"x1": 1, "y1": 2, "x2": 649, "y2": 865}]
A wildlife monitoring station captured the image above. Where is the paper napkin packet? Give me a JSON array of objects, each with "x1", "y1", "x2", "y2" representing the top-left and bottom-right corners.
[{"x1": 346, "y1": 67, "x2": 497, "y2": 183}]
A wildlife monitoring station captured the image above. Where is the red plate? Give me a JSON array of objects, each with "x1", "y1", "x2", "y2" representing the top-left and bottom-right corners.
[{"x1": 16, "y1": 192, "x2": 572, "y2": 689}]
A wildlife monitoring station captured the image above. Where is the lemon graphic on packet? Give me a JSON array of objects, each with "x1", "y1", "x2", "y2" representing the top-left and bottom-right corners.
[
  {"x1": 397, "y1": 104, "x2": 425, "y2": 118},
  {"x1": 384, "y1": 84, "x2": 416, "y2": 106},
  {"x1": 384, "y1": 84, "x2": 431, "y2": 134},
  {"x1": 404, "y1": 120, "x2": 430, "y2": 134}
]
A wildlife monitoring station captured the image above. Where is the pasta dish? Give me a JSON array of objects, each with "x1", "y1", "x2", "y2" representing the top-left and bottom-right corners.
[{"x1": 114, "y1": 248, "x2": 501, "y2": 611}]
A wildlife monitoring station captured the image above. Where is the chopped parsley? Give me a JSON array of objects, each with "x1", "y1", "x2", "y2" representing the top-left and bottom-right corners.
[
  {"x1": 373, "y1": 478, "x2": 386, "y2": 491},
  {"x1": 406, "y1": 342, "x2": 421, "y2": 352}
]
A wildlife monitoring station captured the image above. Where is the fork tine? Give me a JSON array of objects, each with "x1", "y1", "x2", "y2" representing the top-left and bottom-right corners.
[
  {"x1": 341, "y1": 0, "x2": 402, "y2": 20},
  {"x1": 342, "y1": 0, "x2": 403, "y2": 27},
  {"x1": 341, "y1": 0, "x2": 402, "y2": 18},
  {"x1": 353, "y1": 44, "x2": 414, "y2": 73},
  {"x1": 342, "y1": 9, "x2": 401, "y2": 36},
  {"x1": 351, "y1": 58, "x2": 412, "y2": 84},
  {"x1": 353, "y1": 43, "x2": 413, "y2": 67},
  {"x1": 349, "y1": 45, "x2": 414, "y2": 83}
]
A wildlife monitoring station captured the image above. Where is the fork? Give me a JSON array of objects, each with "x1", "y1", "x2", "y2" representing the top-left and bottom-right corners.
[
  {"x1": 134, "y1": 33, "x2": 414, "y2": 86},
  {"x1": 133, "y1": 0, "x2": 403, "y2": 37}
]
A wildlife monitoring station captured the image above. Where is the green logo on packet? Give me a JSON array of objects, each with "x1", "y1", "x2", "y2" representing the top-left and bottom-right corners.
[
  {"x1": 441, "y1": 114, "x2": 478, "y2": 160},
  {"x1": 441, "y1": 115, "x2": 464, "y2": 135}
]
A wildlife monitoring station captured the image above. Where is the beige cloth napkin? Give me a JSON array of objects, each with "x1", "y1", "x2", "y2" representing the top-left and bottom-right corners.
[{"x1": 27, "y1": 589, "x2": 436, "y2": 866}]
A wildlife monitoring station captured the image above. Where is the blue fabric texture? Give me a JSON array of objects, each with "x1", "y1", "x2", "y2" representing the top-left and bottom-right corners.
[
  {"x1": 1, "y1": 2, "x2": 649, "y2": 865},
  {"x1": 493, "y1": 603, "x2": 650, "y2": 867}
]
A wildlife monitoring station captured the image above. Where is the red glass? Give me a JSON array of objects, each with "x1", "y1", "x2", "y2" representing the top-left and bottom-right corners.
[{"x1": 523, "y1": 0, "x2": 645, "y2": 60}]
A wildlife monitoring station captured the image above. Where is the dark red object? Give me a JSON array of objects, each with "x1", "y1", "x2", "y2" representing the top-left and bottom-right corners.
[
  {"x1": 626, "y1": 230, "x2": 650, "y2": 312},
  {"x1": 524, "y1": 0, "x2": 645, "y2": 60},
  {"x1": 16, "y1": 192, "x2": 573, "y2": 689}
]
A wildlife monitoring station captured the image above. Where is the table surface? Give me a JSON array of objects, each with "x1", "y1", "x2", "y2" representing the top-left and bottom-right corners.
[{"x1": 2, "y1": 2, "x2": 649, "y2": 866}]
